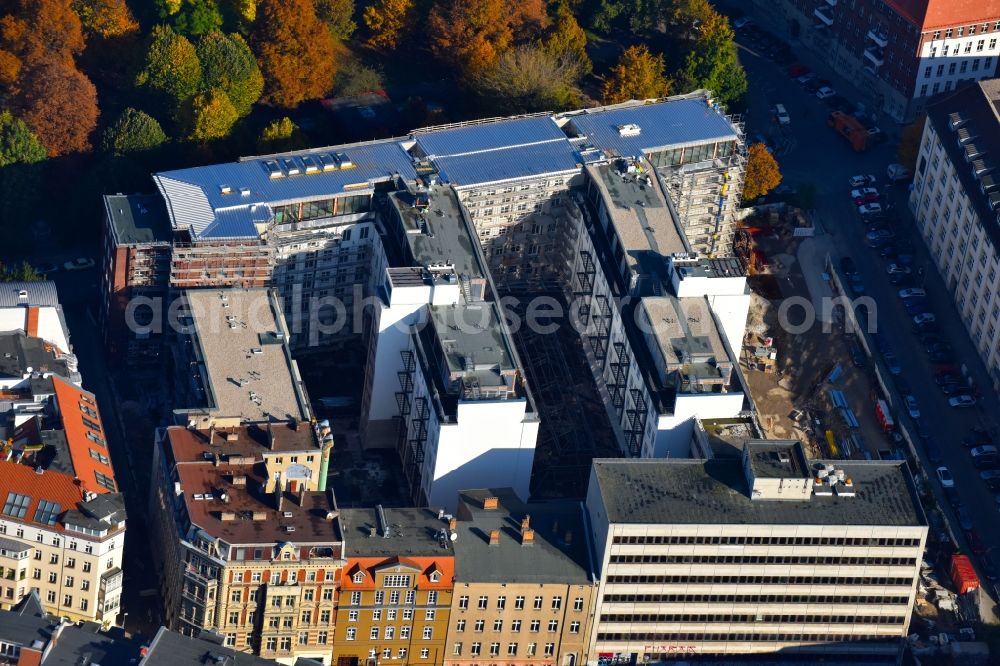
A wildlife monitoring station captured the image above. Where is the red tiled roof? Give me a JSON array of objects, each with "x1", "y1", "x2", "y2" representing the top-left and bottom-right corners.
[
  {"x1": 885, "y1": 0, "x2": 1000, "y2": 30},
  {"x1": 25, "y1": 307, "x2": 38, "y2": 338},
  {"x1": 51, "y1": 376, "x2": 116, "y2": 494},
  {"x1": 0, "y1": 459, "x2": 84, "y2": 531}
]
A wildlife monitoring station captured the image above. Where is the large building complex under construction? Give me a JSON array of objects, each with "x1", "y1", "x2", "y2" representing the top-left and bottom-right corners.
[{"x1": 104, "y1": 92, "x2": 751, "y2": 507}]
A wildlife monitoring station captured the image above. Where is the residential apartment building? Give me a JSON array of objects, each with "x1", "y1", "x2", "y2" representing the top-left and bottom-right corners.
[
  {"x1": 445, "y1": 489, "x2": 596, "y2": 666},
  {"x1": 0, "y1": 282, "x2": 72, "y2": 356},
  {"x1": 750, "y1": 0, "x2": 1000, "y2": 120},
  {"x1": 910, "y1": 78, "x2": 1000, "y2": 389},
  {"x1": 331, "y1": 507, "x2": 455, "y2": 666},
  {"x1": 584, "y1": 440, "x2": 927, "y2": 661},
  {"x1": 0, "y1": 375, "x2": 125, "y2": 627},
  {"x1": 148, "y1": 422, "x2": 341, "y2": 665}
]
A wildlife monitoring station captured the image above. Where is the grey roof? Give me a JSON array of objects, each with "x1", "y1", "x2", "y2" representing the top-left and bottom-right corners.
[
  {"x1": 434, "y1": 140, "x2": 581, "y2": 187},
  {"x1": 590, "y1": 455, "x2": 926, "y2": 527},
  {"x1": 747, "y1": 440, "x2": 810, "y2": 479},
  {"x1": 104, "y1": 193, "x2": 172, "y2": 245},
  {"x1": 565, "y1": 97, "x2": 739, "y2": 158},
  {"x1": 0, "y1": 535, "x2": 32, "y2": 554},
  {"x1": 413, "y1": 115, "x2": 567, "y2": 157},
  {"x1": 0, "y1": 331, "x2": 71, "y2": 380},
  {"x1": 453, "y1": 488, "x2": 592, "y2": 584},
  {"x1": 428, "y1": 303, "x2": 515, "y2": 387},
  {"x1": 141, "y1": 626, "x2": 281, "y2": 666},
  {"x1": 0, "y1": 281, "x2": 59, "y2": 307},
  {"x1": 393, "y1": 186, "x2": 484, "y2": 281},
  {"x1": 0, "y1": 591, "x2": 51, "y2": 647},
  {"x1": 79, "y1": 492, "x2": 127, "y2": 523},
  {"x1": 340, "y1": 507, "x2": 454, "y2": 557}
]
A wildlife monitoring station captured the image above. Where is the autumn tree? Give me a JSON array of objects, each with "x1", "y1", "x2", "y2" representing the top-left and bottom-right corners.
[
  {"x1": 257, "y1": 117, "x2": 308, "y2": 153},
  {"x1": 470, "y1": 45, "x2": 582, "y2": 113},
  {"x1": 898, "y1": 113, "x2": 926, "y2": 172},
  {"x1": 72, "y1": 0, "x2": 138, "y2": 38},
  {"x1": 0, "y1": 111, "x2": 47, "y2": 167},
  {"x1": 333, "y1": 59, "x2": 384, "y2": 96},
  {"x1": 362, "y1": 0, "x2": 413, "y2": 49},
  {"x1": 544, "y1": 1, "x2": 591, "y2": 73},
  {"x1": 672, "y1": 7, "x2": 746, "y2": 105},
  {"x1": 100, "y1": 108, "x2": 167, "y2": 154},
  {"x1": 17, "y1": 58, "x2": 98, "y2": 155},
  {"x1": 197, "y1": 32, "x2": 264, "y2": 117},
  {"x1": 155, "y1": 0, "x2": 224, "y2": 37},
  {"x1": 1, "y1": 0, "x2": 85, "y2": 65},
  {"x1": 252, "y1": 0, "x2": 337, "y2": 107},
  {"x1": 743, "y1": 143, "x2": 781, "y2": 201},
  {"x1": 225, "y1": 0, "x2": 257, "y2": 24},
  {"x1": 183, "y1": 88, "x2": 238, "y2": 141},
  {"x1": 602, "y1": 45, "x2": 669, "y2": 104},
  {"x1": 135, "y1": 25, "x2": 203, "y2": 112},
  {"x1": 316, "y1": 0, "x2": 356, "y2": 39},
  {"x1": 427, "y1": 0, "x2": 518, "y2": 74}
]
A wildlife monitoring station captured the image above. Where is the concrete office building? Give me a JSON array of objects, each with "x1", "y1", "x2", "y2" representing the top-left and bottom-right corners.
[
  {"x1": 332, "y1": 507, "x2": 455, "y2": 666},
  {"x1": 0, "y1": 375, "x2": 125, "y2": 627},
  {"x1": 910, "y1": 78, "x2": 1000, "y2": 389},
  {"x1": 750, "y1": 0, "x2": 1000, "y2": 121},
  {"x1": 584, "y1": 440, "x2": 927, "y2": 661},
  {"x1": 444, "y1": 489, "x2": 596, "y2": 666},
  {"x1": 148, "y1": 422, "x2": 341, "y2": 664}
]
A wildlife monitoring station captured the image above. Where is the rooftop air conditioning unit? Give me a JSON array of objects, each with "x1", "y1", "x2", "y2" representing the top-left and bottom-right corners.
[
  {"x1": 617, "y1": 123, "x2": 641, "y2": 137},
  {"x1": 283, "y1": 511, "x2": 294, "y2": 518},
  {"x1": 219, "y1": 184, "x2": 232, "y2": 195}
]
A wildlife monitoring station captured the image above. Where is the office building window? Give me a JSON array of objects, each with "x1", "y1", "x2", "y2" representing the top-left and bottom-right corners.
[
  {"x1": 458, "y1": 595, "x2": 468, "y2": 609},
  {"x1": 533, "y1": 596, "x2": 543, "y2": 610},
  {"x1": 514, "y1": 596, "x2": 525, "y2": 610},
  {"x1": 478, "y1": 595, "x2": 488, "y2": 609},
  {"x1": 490, "y1": 642, "x2": 500, "y2": 656}
]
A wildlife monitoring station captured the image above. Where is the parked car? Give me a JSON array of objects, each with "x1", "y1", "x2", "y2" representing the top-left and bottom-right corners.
[
  {"x1": 904, "y1": 395, "x2": 920, "y2": 419},
  {"x1": 886, "y1": 264, "x2": 911, "y2": 276},
  {"x1": 957, "y1": 506, "x2": 975, "y2": 531},
  {"x1": 797, "y1": 72, "x2": 817, "y2": 85},
  {"x1": 867, "y1": 229, "x2": 895, "y2": 244},
  {"x1": 941, "y1": 382, "x2": 969, "y2": 396},
  {"x1": 35, "y1": 262, "x2": 59, "y2": 274},
  {"x1": 926, "y1": 342, "x2": 953, "y2": 354},
  {"x1": 905, "y1": 301, "x2": 928, "y2": 316},
  {"x1": 971, "y1": 445, "x2": 999, "y2": 469},
  {"x1": 867, "y1": 127, "x2": 887, "y2": 144},
  {"x1": 899, "y1": 288, "x2": 926, "y2": 300},
  {"x1": 944, "y1": 485, "x2": 962, "y2": 508},
  {"x1": 772, "y1": 104, "x2": 791, "y2": 125},
  {"x1": 887, "y1": 163, "x2": 912, "y2": 181},
  {"x1": 884, "y1": 352, "x2": 902, "y2": 375},
  {"x1": 928, "y1": 349, "x2": 955, "y2": 363},
  {"x1": 840, "y1": 256, "x2": 858, "y2": 276},
  {"x1": 825, "y1": 94, "x2": 851, "y2": 111},
  {"x1": 859, "y1": 203, "x2": 883, "y2": 216},
  {"x1": 851, "y1": 187, "x2": 879, "y2": 204},
  {"x1": 964, "y1": 427, "x2": 991, "y2": 447},
  {"x1": 890, "y1": 273, "x2": 916, "y2": 286},
  {"x1": 816, "y1": 86, "x2": 837, "y2": 99},
  {"x1": 848, "y1": 274, "x2": 866, "y2": 295},
  {"x1": 981, "y1": 469, "x2": 1000, "y2": 488},
  {"x1": 849, "y1": 174, "x2": 877, "y2": 188},
  {"x1": 804, "y1": 77, "x2": 829, "y2": 92},
  {"x1": 913, "y1": 313, "x2": 936, "y2": 325},
  {"x1": 936, "y1": 466, "x2": 955, "y2": 488},
  {"x1": 63, "y1": 257, "x2": 95, "y2": 271},
  {"x1": 878, "y1": 245, "x2": 898, "y2": 259},
  {"x1": 950, "y1": 395, "x2": 977, "y2": 408}
]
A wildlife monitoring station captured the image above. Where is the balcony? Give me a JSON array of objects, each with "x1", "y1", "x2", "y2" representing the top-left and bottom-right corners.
[
  {"x1": 864, "y1": 46, "x2": 884, "y2": 67},
  {"x1": 814, "y1": 7, "x2": 834, "y2": 26},
  {"x1": 867, "y1": 28, "x2": 888, "y2": 48}
]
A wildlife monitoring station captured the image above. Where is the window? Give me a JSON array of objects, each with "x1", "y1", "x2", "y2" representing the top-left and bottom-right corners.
[
  {"x1": 573, "y1": 597, "x2": 584, "y2": 611},
  {"x1": 352, "y1": 571, "x2": 365, "y2": 583},
  {"x1": 389, "y1": 590, "x2": 400, "y2": 604},
  {"x1": 530, "y1": 620, "x2": 540, "y2": 633},
  {"x1": 383, "y1": 575, "x2": 411, "y2": 588},
  {"x1": 324, "y1": 589, "x2": 334, "y2": 601},
  {"x1": 458, "y1": 595, "x2": 469, "y2": 609},
  {"x1": 230, "y1": 590, "x2": 241, "y2": 603},
  {"x1": 405, "y1": 590, "x2": 415, "y2": 604},
  {"x1": 229, "y1": 611, "x2": 239, "y2": 625},
  {"x1": 949, "y1": 62, "x2": 956, "y2": 74},
  {"x1": 348, "y1": 610, "x2": 359, "y2": 621},
  {"x1": 400, "y1": 649, "x2": 409, "y2": 659},
  {"x1": 478, "y1": 595, "x2": 488, "y2": 609},
  {"x1": 475, "y1": 620, "x2": 485, "y2": 633},
  {"x1": 936, "y1": 64, "x2": 944, "y2": 76},
  {"x1": 282, "y1": 616, "x2": 294, "y2": 629},
  {"x1": 318, "y1": 631, "x2": 328, "y2": 645},
  {"x1": 570, "y1": 621, "x2": 581, "y2": 633},
  {"x1": 471, "y1": 643, "x2": 482, "y2": 656},
  {"x1": 490, "y1": 642, "x2": 500, "y2": 656},
  {"x1": 374, "y1": 591, "x2": 384, "y2": 605},
  {"x1": 548, "y1": 620, "x2": 558, "y2": 632},
  {"x1": 48, "y1": 572, "x2": 56, "y2": 583},
  {"x1": 401, "y1": 626, "x2": 411, "y2": 639},
  {"x1": 387, "y1": 609, "x2": 397, "y2": 620},
  {"x1": 266, "y1": 638, "x2": 276, "y2": 652},
  {"x1": 382, "y1": 649, "x2": 390, "y2": 659},
  {"x1": 515, "y1": 595, "x2": 525, "y2": 610},
  {"x1": 453, "y1": 643, "x2": 462, "y2": 656},
  {"x1": 508, "y1": 643, "x2": 518, "y2": 656},
  {"x1": 3, "y1": 493, "x2": 30, "y2": 518},
  {"x1": 551, "y1": 597, "x2": 562, "y2": 610},
  {"x1": 527, "y1": 643, "x2": 536, "y2": 656},
  {"x1": 384, "y1": 626, "x2": 394, "y2": 640},
  {"x1": 304, "y1": 590, "x2": 314, "y2": 602},
  {"x1": 422, "y1": 627, "x2": 432, "y2": 639},
  {"x1": 33, "y1": 500, "x2": 61, "y2": 525},
  {"x1": 544, "y1": 643, "x2": 555, "y2": 656},
  {"x1": 920, "y1": 84, "x2": 928, "y2": 96},
  {"x1": 511, "y1": 620, "x2": 521, "y2": 632},
  {"x1": 373, "y1": 610, "x2": 382, "y2": 621},
  {"x1": 427, "y1": 590, "x2": 438, "y2": 605},
  {"x1": 420, "y1": 649, "x2": 429, "y2": 659},
  {"x1": 974, "y1": 58, "x2": 982, "y2": 70},
  {"x1": 63, "y1": 594, "x2": 72, "y2": 607},
  {"x1": 298, "y1": 632, "x2": 309, "y2": 646},
  {"x1": 978, "y1": 39, "x2": 986, "y2": 51},
  {"x1": 370, "y1": 627, "x2": 379, "y2": 640},
  {"x1": 456, "y1": 619, "x2": 466, "y2": 632},
  {"x1": 347, "y1": 628, "x2": 357, "y2": 641},
  {"x1": 493, "y1": 619, "x2": 503, "y2": 632},
  {"x1": 403, "y1": 609, "x2": 413, "y2": 620},
  {"x1": 302, "y1": 611, "x2": 312, "y2": 623},
  {"x1": 425, "y1": 609, "x2": 436, "y2": 620},
  {"x1": 992, "y1": 38, "x2": 998, "y2": 49},
  {"x1": 497, "y1": 595, "x2": 506, "y2": 610},
  {"x1": 533, "y1": 596, "x2": 543, "y2": 610},
  {"x1": 924, "y1": 66, "x2": 931, "y2": 78},
  {"x1": 224, "y1": 633, "x2": 236, "y2": 647},
  {"x1": 321, "y1": 610, "x2": 331, "y2": 623},
  {"x1": 88, "y1": 449, "x2": 109, "y2": 465}
]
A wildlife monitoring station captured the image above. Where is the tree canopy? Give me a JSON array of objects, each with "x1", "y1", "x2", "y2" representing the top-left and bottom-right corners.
[
  {"x1": 470, "y1": 44, "x2": 582, "y2": 113},
  {"x1": 426, "y1": 0, "x2": 525, "y2": 74},
  {"x1": 183, "y1": 88, "x2": 238, "y2": 141},
  {"x1": 333, "y1": 59, "x2": 384, "y2": 97},
  {"x1": 135, "y1": 25, "x2": 203, "y2": 111},
  {"x1": 601, "y1": 45, "x2": 669, "y2": 104},
  {"x1": 252, "y1": 0, "x2": 337, "y2": 107},
  {"x1": 100, "y1": 108, "x2": 167, "y2": 154},
  {"x1": 362, "y1": 0, "x2": 413, "y2": 49},
  {"x1": 197, "y1": 31, "x2": 263, "y2": 117},
  {"x1": 18, "y1": 58, "x2": 98, "y2": 155},
  {"x1": 257, "y1": 116, "x2": 308, "y2": 153},
  {"x1": 743, "y1": 143, "x2": 782, "y2": 201},
  {"x1": 672, "y1": 7, "x2": 746, "y2": 105},
  {"x1": 544, "y1": 1, "x2": 591, "y2": 73},
  {"x1": 155, "y1": 0, "x2": 224, "y2": 37},
  {"x1": 316, "y1": 0, "x2": 356, "y2": 40},
  {"x1": 0, "y1": 111, "x2": 47, "y2": 167},
  {"x1": 72, "y1": 0, "x2": 139, "y2": 38}
]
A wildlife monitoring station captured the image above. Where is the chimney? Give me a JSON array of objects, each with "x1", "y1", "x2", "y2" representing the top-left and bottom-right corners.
[
  {"x1": 208, "y1": 424, "x2": 215, "y2": 444},
  {"x1": 483, "y1": 496, "x2": 499, "y2": 510},
  {"x1": 520, "y1": 514, "x2": 531, "y2": 531},
  {"x1": 274, "y1": 478, "x2": 284, "y2": 511},
  {"x1": 213, "y1": 453, "x2": 220, "y2": 467},
  {"x1": 489, "y1": 529, "x2": 500, "y2": 546},
  {"x1": 563, "y1": 530, "x2": 573, "y2": 546},
  {"x1": 521, "y1": 529, "x2": 535, "y2": 546},
  {"x1": 448, "y1": 517, "x2": 457, "y2": 531}
]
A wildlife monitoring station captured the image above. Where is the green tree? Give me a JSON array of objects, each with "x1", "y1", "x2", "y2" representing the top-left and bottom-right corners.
[
  {"x1": 743, "y1": 142, "x2": 781, "y2": 201},
  {"x1": 898, "y1": 114, "x2": 926, "y2": 172},
  {"x1": 601, "y1": 44, "x2": 669, "y2": 104},
  {"x1": 362, "y1": 0, "x2": 414, "y2": 49},
  {"x1": 257, "y1": 116, "x2": 307, "y2": 152},
  {"x1": 0, "y1": 261, "x2": 43, "y2": 282},
  {"x1": 543, "y1": 1, "x2": 591, "y2": 73},
  {"x1": 470, "y1": 44, "x2": 582, "y2": 113},
  {"x1": 197, "y1": 31, "x2": 264, "y2": 117},
  {"x1": 184, "y1": 88, "x2": 238, "y2": 141},
  {"x1": 316, "y1": 0, "x2": 356, "y2": 39},
  {"x1": 333, "y1": 59, "x2": 384, "y2": 96},
  {"x1": 252, "y1": 0, "x2": 337, "y2": 107},
  {"x1": 155, "y1": 0, "x2": 224, "y2": 37},
  {"x1": 72, "y1": 0, "x2": 139, "y2": 38},
  {"x1": 135, "y1": 25, "x2": 203, "y2": 111},
  {"x1": 0, "y1": 111, "x2": 47, "y2": 167},
  {"x1": 672, "y1": 9, "x2": 746, "y2": 105},
  {"x1": 100, "y1": 108, "x2": 167, "y2": 154}
]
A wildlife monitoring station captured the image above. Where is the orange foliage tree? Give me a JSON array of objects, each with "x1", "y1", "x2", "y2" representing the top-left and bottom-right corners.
[
  {"x1": 17, "y1": 58, "x2": 98, "y2": 155},
  {"x1": 252, "y1": 0, "x2": 337, "y2": 107},
  {"x1": 3, "y1": 0, "x2": 85, "y2": 65},
  {"x1": 427, "y1": 0, "x2": 544, "y2": 75},
  {"x1": 362, "y1": 0, "x2": 414, "y2": 49},
  {"x1": 601, "y1": 44, "x2": 669, "y2": 104}
]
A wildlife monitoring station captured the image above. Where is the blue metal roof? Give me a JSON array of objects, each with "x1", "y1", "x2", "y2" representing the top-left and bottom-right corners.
[
  {"x1": 414, "y1": 116, "x2": 566, "y2": 158},
  {"x1": 154, "y1": 139, "x2": 417, "y2": 238},
  {"x1": 567, "y1": 99, "x2": 738, "y2": 158},
  {"x1": 435, "y1": 140, "x2": 582, "y2": 187}
]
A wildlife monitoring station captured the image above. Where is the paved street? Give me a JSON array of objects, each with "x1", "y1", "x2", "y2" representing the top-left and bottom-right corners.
[{"x1": 738, "y1": 42, "x2": 1000, "y2": 566}]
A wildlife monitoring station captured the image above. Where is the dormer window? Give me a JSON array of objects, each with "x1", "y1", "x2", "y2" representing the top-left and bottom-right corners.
[
  {"x1": 353, "y1": 571, "x2": 365, "y2": 583},
  {"x1": 429, "y1": 571, "x2": 441, "y2": 583}
]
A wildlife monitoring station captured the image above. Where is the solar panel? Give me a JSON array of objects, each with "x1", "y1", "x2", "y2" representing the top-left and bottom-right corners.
[
  {"x1": 33, "y1": 500, "x2": 61, "y2": 526},
  {"x1": 2, "y1": 492, "x2": 30, "y2": 519}
]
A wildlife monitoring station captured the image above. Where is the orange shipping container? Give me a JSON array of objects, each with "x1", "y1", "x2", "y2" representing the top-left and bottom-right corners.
[{"x1": 951, "y1": 554, "x2": 980, "y2": 594}]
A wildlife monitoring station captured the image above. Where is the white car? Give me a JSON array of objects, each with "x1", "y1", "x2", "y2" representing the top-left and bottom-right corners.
[
  {"x1": 797, "y1": 72, "x2": 817, "y2": 85},
  {"x1": 816, "y1": 86, "x2": 836, "y2": 99},
  {"x1": 913, "y1": 313, "x2": 936, "y2": 325},
  {"x1": 904, "y1": 395, "x2": 920, "y2": 419},
  {"x1": 849, "y1": 174, "x2": 877, "y2": 188},
  {"x1": 851, "y1": 187, "x2": 879, "y2": 201},
  {"x1": 899, "y1": 288, "x2": 926, "y2": 299},
  {"x1": 936, "y1": 466, "x2": 955, "y2": 488},
  {"x1": 772, "y1": 104, "x2": 791, "y2": 126},
  {"x1": 950, "y1": 395, "x2": 977, "y2": 408},
  {"x1": 63, "y1": 257, "x2": 95, "y2": 271},
  {"x1": 858, "y1": 203, "x2": 883, "y2": 215}
]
